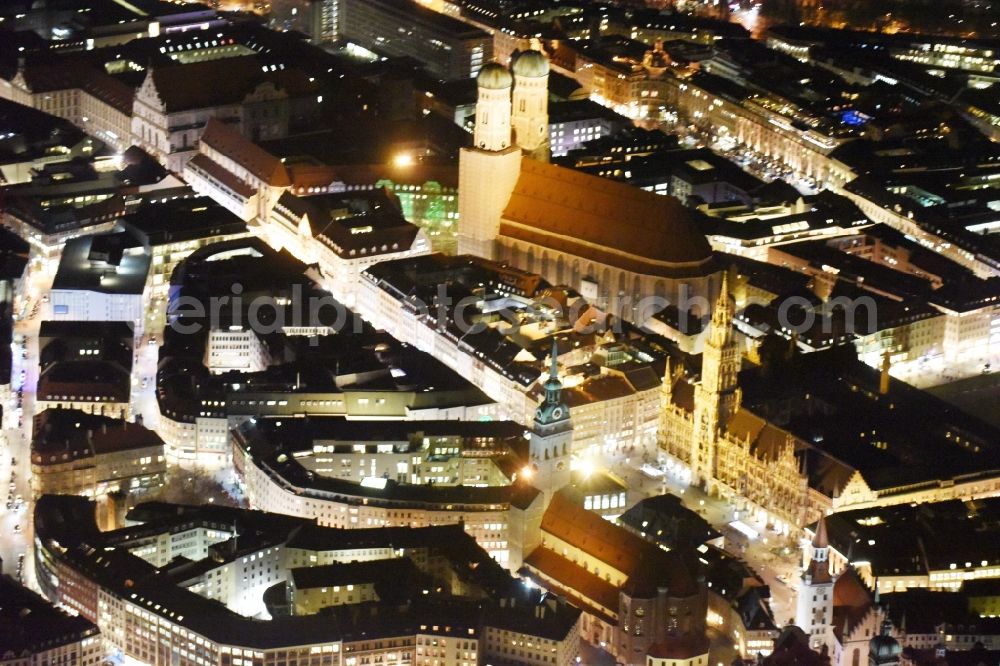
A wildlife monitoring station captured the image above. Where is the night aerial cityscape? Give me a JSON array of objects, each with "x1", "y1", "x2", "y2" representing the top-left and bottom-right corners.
[{"x1": 1, "y1": 0, "x2": 1000, "y2": 663}]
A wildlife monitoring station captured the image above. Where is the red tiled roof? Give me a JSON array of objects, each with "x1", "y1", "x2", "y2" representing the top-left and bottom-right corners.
[
  {"x1": 833, "y1": 567, "x2": 873, "y2": 609},
  {"x1": 524, "y1": 546, "x2": 620, "y2": 615},
  {"x1": 648, "y1": 635, "x2": 710, "y2": 660},
  {"x1": 500, "y1": 160, "x2": 716, "y2": 279},
  {"x1": 727, "y1": 408, "x2": 794, "y2": 461},
  {"x1": 80, "y1": 73, "x2": 135, "y2": 115},
  {"x1": 542, "y1": 491, "x2": 652, "y2": 575},
  {"x1": 200, "y1": 119, "x2": 290, "y2": 187},
  {"x1": 542, "y1": 492, "x2": 698, "y2": 598},
  {"x1": 33, "y1": 409, "x2": 163, "y2": 465},
  {"x1": 562, "y1": 374, "x2": 636, "y2": 407}
]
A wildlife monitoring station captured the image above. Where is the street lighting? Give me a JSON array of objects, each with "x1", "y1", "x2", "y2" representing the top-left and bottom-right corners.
[{"x1": 392, "y1": 153, "x2": 414, "y2": 168}]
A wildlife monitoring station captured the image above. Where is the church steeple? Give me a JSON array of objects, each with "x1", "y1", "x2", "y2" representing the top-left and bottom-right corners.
[
  {"x1": 529, "y1": 337, "x2": 573, "y2": 504},
  {"x1": 473, "y1": 63, "x2": 513, "y2": 152},
  {"x1": 457, "y1": 62, "x2": 523, "y2": 259},
  {"x1": 535, "y1": 337, "x2": 569, "y2": 430},
  {"x1": 804, "y1": 517, "x2": 832, "y2": 584},
  {"x1": 511, "y1": 49, "x2": 550, "y2": 161},
  {"x1": 687, "y1": 272, "x2": 742, "y2": 488},
  {"x1": 709, "y1": 272, "x2": 735, "y2": 348},
  {"x1": 796, "y1": 516, "x2": 835, "y2": 651}
]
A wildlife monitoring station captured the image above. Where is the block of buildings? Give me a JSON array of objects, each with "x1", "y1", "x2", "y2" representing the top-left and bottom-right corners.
[
  {"x1": 33, "y1": 495, "x2": 582, "y2": 665},
  {"x1": 157, "y1": 237, "x2": 496, "y2": 467},
  {"x1": 35, "y1": 320, "x2": 134, "y2": 418},
  {"x1": 0, "y1": 574, "x2": 102, "y2": 666},
  {"x1": 359, "y1": 252, "x2": 669, "y2": 450},
  {"x1": 266, "y1": 189, "x2": 430, "y2": 307},
  {"x1": 30, "y1": 408, "x2": 165, "y2": 498},
  {"x1": 49, "y1": 228, "x2": 150, "y2": 323},
  {"x1": 131, "y1": 57, "x2": 319, "y2": 172}
]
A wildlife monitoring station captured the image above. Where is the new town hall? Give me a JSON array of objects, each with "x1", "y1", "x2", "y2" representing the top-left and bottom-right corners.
[{"x1": 659, "y1": 274, "x2": 815, "y2": 533}]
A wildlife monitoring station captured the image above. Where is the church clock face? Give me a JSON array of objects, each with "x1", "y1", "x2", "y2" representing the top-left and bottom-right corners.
[{"x1": 551, "y1": 406, "x2": 564, "y2": 420}]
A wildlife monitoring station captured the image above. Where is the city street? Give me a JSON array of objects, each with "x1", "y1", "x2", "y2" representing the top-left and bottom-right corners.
[
  {"x1": 0, "y1": 248, "x2": 159, "y2": 585},
  {"x1": 0, "y1": 259, "x2": 51, "y2": 584},
  {"x1": 132, "y1": 329, "x2": 161, "y2": 431}
]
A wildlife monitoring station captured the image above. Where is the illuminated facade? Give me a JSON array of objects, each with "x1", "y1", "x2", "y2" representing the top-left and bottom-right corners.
[
  {"x1": 30, "y1": 409, "x2": 166, "y2": 499},
  {"x1": 457, "y1": 50, "x2": 719, "y2": 325},
  {"x1": 0, "y1": 60, "x2": 133, "y2": 152},
  {"x1": 376, "y1": 178, "x2": 459, "y2": 254},
  {"x1": 183, "y1": 118, "x2": 291, "y2": 222},
  {"x1": 264, "y1": 190, "x2": 430, "y2": 308},
  {"x1": 231, "y1": 418, "x2": 535, "y2": 566},
  {"x1": 666, "y1": 74, "x2": 846, "y2": 184},
  {"x1": 795, "y1": 530, "x2": 884, "y2": 666},
  {"x1": 0, "y1": 575, "x2": 104, "y2": 666},
  {"x1": 527, "y1": 342, "x2": 573, "y2": 506},
  {"x1": 130, "y1": 60, "x2": 318, "y2": 173},
  {"x1": 522, "y1": 492, "x2": 710, "y2": 665},
  {"x1": 659, "y1": 276, "x2": 819, "y2": 532},
  {"x1": 357, "y1": 257, "x2": 663, "y2": 450},
  {"x1": 34, "y1": 496, "x2": 579, "y2": 666}
]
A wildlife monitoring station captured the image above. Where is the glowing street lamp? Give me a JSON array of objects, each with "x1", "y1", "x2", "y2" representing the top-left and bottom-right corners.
[{"x1": 392, "y1": 153, "x2": 414, "y2": 167}]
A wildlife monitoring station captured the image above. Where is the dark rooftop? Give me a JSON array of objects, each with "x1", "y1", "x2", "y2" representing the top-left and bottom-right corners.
[
  {"x1": 52, "y1": 229, "x2": 150, "y2": 295},
  {"x1": 816, "y1": 498, "x2": 1000, "y2": 578},
  {"x1": 32, "y1": 408, "x2": 163, "y2": 464},
  {"x1": 0, "y1": 574, "x2": 99, "y2": 656}
]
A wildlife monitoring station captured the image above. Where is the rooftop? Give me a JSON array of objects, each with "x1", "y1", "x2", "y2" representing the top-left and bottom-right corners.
[
  {"x1": 0, "y1": 574, "x2": 99, "y2": 656},
  {"x1": 200, "y1": 119, "x2": 290, "y2": 187},
  {"x1": 350, "y1": 0, "x2": 489, "y2": 39},
  {"x1": 32, "y1": 408, "x2": 164, "y2": 464},
  {"x1": 123, "y1": 195, "x2": 248, "y2": 246},
  {"x1": 33, "y1": 495, "x2": 576, "y2": 650},
  {"x1": 742, "y1": 348, "x2": 1000, "y2": 497},
  {"x1": 274, "y1": 190, "x2": 422, "y2": 258},
  {"x1": 52, "y1": 229, "x2": 150, "y2": 295},
  {"x1": 819, "y1": 498, "x2": 1000, "y2": 578},
  {"x1": 501, "y1": 159, "x2": 716, "y2": 278},
  {"x1": 147, "y1": 56, "x2": 316, "y2": 113}
]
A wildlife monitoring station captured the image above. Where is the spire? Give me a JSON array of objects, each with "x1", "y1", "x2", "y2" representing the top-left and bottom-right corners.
[
  {"x1": 878, "y1": 610, "x2": 894, "y2": 642},
  {"x1": 662, "y1": 355, "x2": 674, "y2": 404},
  {"x1": 804, "y1": 517, "x2": 832, "y2": 583},
  {"x1": 710, "y1": 271, "x2": 735, "y2": 346},
  {"x1": 812, "y1": 516, "x2": 829, "y2": 549},
  {"x1": 537, "y1": 336, "x2": 566, "y2": 424}
]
